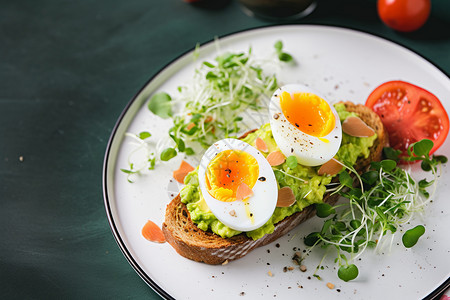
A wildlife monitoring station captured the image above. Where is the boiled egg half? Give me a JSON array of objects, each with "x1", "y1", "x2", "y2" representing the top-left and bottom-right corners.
[
  {"x1": 198, "y1": 139, "x2": 278, "y2": 232},
  {"x1": 269, "y1": 84, "x2": 342, "y2": 166}
]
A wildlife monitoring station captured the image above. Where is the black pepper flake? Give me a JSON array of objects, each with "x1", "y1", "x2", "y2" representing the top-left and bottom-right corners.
[
  {"x1": 258, "y1": 176, "x2": 266, "y2": 182},
  {"x1": 337, "y1": 289, "x2": 341, "y2": 292},
  {"x1": 267, "y1": 249, "x2": 271, "y2": 253},
  {"x1": 275, "y1": 243, "x2": 280, "y2": 248},
  {"x1": 308, "y1": 124, "x2": 312, "y2": 126},
  {"x1": 291, "y1": 148, "x2": 294, "y2": 153},
  {"x1": 295, "y1": 123, "x2": 300, "y2": 128},
  {"x1": 250, "y1": 213, "x2": 253, "y2": 217}
]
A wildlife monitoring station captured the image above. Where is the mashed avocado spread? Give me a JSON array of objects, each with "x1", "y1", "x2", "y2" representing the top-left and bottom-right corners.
[{"x1": 180, "y1": 103, "x2": 377, "y2": 240}]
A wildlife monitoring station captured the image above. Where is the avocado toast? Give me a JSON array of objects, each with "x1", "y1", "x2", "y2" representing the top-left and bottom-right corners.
[{"x1": 162, "y1": 102, "x2": 388, "y2": 264}]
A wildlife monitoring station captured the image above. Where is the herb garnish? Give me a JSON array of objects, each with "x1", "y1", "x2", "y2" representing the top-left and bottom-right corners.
[
  {"x1": 121, "y1": 41, "x2": 292, "y2": 179},
  {"x1": 301, "y1": 139, "x2": 447, "y2": 282}
]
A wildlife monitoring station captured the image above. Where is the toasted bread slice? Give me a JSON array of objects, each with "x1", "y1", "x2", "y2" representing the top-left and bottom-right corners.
[{"x1": 162, "y1": 102, "x2": 388, "y2": 264}]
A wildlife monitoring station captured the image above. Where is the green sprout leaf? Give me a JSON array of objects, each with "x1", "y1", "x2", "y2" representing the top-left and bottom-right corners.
[
  {"x1": 304, "y1": 232, "x2": 320, "y2": 246},
  {"x1": 185, "y1": 147, "x2": 195, "y2": 155},
  {"x1": 274, "y1": 41, "x2": 283, "y2": 52},
  {"x1": 334, "y1": 221, "x2": 347, "y2": 232},
  {"x1": 148, "y1": 158, "x2": 156, "y2": 170},
  {"x1": 138, "y1": 131, "x2": 152, "y2": 140},
  {"x1": 338, "y1": 264, "x2": 359, "y2": 282},
  {"x1": 321, "y1": 219, "x2": 332, "y2": 235},
  {"x1": 278, "y1": 52, "x2": 293, "y2": 62},
  {"x1": 434, "y1": 155, "x2": 448, "y2": 164},
  {"x1": 316, "y1": 203, "x2": 336, "y2": 218},
  {"x1": 421, "y1": 160, "x2": 432, "y2": 171},
  {"x1": 361, "y1": 170, "x2": 378, "y2": 185},
  {"x1": 412, "y1": 139, "x2": 433, "y2": 157},
  {"x1": 339, "y1": 171, "x2": 353, "y2": 188},
  {"x1": 203, "y1": 61, "x2": 215, "y2": 68},
  {"x1": 148, "y1": 92, "x2": 172, "y2": 119},
  {"x1": 418, "y1": 179, "x2": 433, "y2": 189},
  {"x1": 402, "y1": 225, "x2": 425, "y2": 248},
  {"x1": 383, "y1": 147, "x2": 402, "y2": 162},
  {"x1": 120, "y1": 168, "x2": 136, "y2": 174},
  {"x1": 286, "y1": 155, "x2": 298, "y2": 169},
  {"x1": 381, "y1": 159, "x2": 397, "y2": 172},
  {"x1": 160, "y1": 147, "x2": 177, "y2": 161},
  {"x1": 349, "y1": 219, "x2": 361, "y2": 231},
  {"x1": 274, "y1": 40, "x2": 293, "y2": 62}
]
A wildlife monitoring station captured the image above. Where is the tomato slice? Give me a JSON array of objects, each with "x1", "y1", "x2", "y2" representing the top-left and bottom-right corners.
[{"x1": 365, "y1": 81, "x2": 449, "y2": 156}]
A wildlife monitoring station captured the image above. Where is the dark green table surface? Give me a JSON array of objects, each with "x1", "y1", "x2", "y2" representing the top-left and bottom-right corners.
[{"x1": 1, "y1": 0, "x2": 449, "y2": 299}]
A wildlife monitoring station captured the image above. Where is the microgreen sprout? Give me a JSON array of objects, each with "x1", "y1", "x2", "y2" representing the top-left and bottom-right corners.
[
  {"x1": 286, "y1": 155, "x2": 298, "y2": 169},
  {"x1": 122, "y1": 41, "x2": 293, "y2": 179},
  {"x1": 274, "y1": 41, "x2": 293, "y2": 62},
  {"x1": 301, "y1": 139, "x2": 446, "y2": 282},
  {"x1": 338, "y1": 264, "x2": 359, "y2": 282},
  {"x1": 147, "y1": 92, "x2": 173, "y2": 119},
  {"x1": 402, "y1": 225, "x2": 425, "y2": 248},
  {"x1": 120, "y1": 131, "x2": 156, "y2": 183}
]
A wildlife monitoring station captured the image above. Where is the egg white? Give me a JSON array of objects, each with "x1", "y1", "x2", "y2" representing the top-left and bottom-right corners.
[
  {"x1": 269, "y1": 84, "x2": 342, "y2": 166},
  {"x1": 197, "y1": 138, "x2": 278, "y2": 232}
]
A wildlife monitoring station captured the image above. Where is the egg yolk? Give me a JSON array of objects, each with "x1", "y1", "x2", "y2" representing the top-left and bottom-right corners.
[
  {"x1": 205, "y1": 150, "x2": 259, "y2": 202},
  {"x1": 280, "y1": 91, "x2": 335, "y2": 138}
]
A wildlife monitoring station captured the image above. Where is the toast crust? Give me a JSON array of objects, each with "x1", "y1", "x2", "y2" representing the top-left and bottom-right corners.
[{"x1": 162, "y1": 102, "x2": 388, "y2": 264}]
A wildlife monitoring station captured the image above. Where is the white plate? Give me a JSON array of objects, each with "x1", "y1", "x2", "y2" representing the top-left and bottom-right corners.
[{"x1": 103, "y1": 25, "x2": 450, "y2": 300}]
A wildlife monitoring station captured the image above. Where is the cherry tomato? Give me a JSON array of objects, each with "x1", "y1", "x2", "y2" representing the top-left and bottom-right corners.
[
  {"x1": 377, "y1": 0, "x2": 431, "y2": 32},
  {"x1": 365, "y1": 81, "x2": 449, "y2": 156}
]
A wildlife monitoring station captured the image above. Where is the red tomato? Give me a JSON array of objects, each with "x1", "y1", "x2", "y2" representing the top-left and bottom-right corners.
[
  {"x1": 365, "y1": 81, "x2": 449, "y2": 156},
  {"x1": 377, "y1": 0, "x2": 431, "y2": 32}
]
